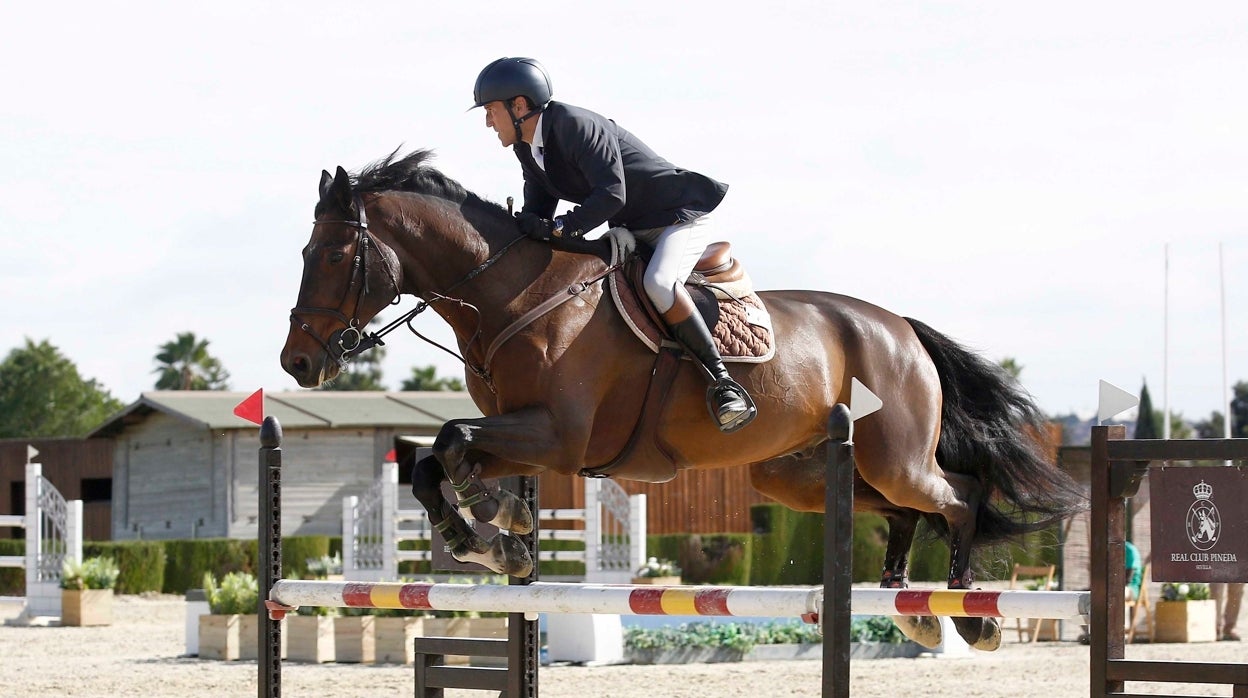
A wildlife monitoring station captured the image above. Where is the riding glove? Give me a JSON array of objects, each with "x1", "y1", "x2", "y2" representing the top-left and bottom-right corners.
[{"x1": 515, "y1": 212, "x2": 554, "y2": 241}]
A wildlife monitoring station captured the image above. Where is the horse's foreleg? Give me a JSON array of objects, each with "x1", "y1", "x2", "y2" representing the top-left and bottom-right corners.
[
  {"x1": 428, "y1": 410, "x2": 564, "y2": 577},
  {"x1": 434, "y1": 420, "x2": 541, "y2": 536},
  {"x1": 410, "y1": 454, "x2": 495, "y2": 558}
]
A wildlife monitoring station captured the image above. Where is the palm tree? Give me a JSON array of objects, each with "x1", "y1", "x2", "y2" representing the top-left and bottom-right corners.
[{"x1": 153, "y1": 332, "x2": 230, "y2": 390}]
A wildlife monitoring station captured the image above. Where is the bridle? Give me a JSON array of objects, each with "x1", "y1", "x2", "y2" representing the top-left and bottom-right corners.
[
  {"x1": 291, "y1": 191, "x2": 625, "y2": 393},
  {"x1": 289, "y1": 196, "x2": 401, "y2": 370},
  {"x1": 288, "y1": 193, "x2": 528, "y2": 381}
]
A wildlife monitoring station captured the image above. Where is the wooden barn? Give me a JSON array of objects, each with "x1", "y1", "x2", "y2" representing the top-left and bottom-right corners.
[
  {"x1": 89, "y1": 391, "x2": 480, "y2": 540},
  {"x1": 0, "y1": 437, "x2": 115, "y2": 541}
]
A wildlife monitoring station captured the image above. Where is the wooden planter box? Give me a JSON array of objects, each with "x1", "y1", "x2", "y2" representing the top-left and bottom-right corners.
[
  {"x1": 238, "y1": 615, "x2": 259, "y2": 660},
  {"x1": 286, "y1": 615, "x2": 335, "y2": 663},
  {"x1": 334, "y1": 616, "x2": 376, "y2": 663},
  {"x1": 1154, "y1": 600, "x2": 1217, "y2": 643},
  {"x1": 375, "y1": 616, "x2": 426, "y2": 665},
  {"x1": 198, "y1": 614, "x2": 240, "y2": 660},
  {"x1": 61, "y1": 589, "x2": 113, "y2": 627},
  {"x1": 630, "y1": 576, "x2": 682, "y2": 585}
]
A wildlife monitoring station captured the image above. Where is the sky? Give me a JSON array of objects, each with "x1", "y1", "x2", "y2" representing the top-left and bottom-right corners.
[{"x1": 1, "y1": 1, "x2": 1245, "y2": 423}]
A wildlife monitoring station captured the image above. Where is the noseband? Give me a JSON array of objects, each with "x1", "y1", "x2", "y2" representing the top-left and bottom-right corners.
[{"x1": 289, "y1": 196, "x2": 399, "y2": 369}]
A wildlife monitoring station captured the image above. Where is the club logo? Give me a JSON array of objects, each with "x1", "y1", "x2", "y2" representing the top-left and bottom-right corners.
[{"x1": 1185, "y1": 480, "x2": 1220, "y2": 551}]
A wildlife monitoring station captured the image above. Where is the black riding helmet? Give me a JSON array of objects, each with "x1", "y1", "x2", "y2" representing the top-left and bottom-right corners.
[
  {"x1": 472, "y1": 57, "x2": 553, "y2": 109},
  {"x1": 473, "y1": 57, "x2": 553, "y2": 144}
]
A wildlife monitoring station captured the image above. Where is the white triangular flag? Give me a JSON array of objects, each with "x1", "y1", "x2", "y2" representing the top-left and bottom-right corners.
[
  {"x1": 26, "y1": 445, "x2": 38, "y2": 463},
  {"x1": 1097, "y1": 380, "x2": 1139, "y2": 424},
  {"x1": 850, "y1": 378, "x2": 883, "y2": 422}
]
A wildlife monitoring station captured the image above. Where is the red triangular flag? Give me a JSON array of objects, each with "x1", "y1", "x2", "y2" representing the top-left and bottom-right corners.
[
  {"x1": 233, "y1": 388, "x2": 264, "y2": 425},
  {"x1": 384, "y1": 448, "x2": 397, "y2": 463}
]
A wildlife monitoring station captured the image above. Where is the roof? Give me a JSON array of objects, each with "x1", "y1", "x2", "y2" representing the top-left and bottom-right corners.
[{"x1": 87, "y1": 391, "x2": 484, "y2": 438}]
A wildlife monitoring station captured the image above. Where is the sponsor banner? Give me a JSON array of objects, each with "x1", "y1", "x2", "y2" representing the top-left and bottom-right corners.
[{"x1": 1150, "y1": 465, "x2": 1248, "y2": 582}]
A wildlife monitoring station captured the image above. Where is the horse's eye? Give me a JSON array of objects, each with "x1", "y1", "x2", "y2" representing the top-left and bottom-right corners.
[{"x1": 328, "y1": 251, "x2": 345, "y2": 264}]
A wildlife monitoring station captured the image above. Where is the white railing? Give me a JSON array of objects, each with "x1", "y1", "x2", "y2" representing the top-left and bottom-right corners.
[
  {"x1": 1, "y1": 461, "x2": 83, "y2": 623},
  {"x1": 343, "y1": 461, "x2": 645, "y2": 583}
]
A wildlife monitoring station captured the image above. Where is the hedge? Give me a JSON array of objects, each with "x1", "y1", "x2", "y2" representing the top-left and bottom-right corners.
[
  {"x1": 84, "y1": 541, "x2": 166, "y2": 594},
  {"x1": 0, "y1": 539, "x2": 22, "y2": 595}
]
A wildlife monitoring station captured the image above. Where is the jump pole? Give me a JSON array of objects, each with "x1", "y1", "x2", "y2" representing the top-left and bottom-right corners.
[{"x1": 267, "y1": 579, "x2": 1087, "y2": 621}]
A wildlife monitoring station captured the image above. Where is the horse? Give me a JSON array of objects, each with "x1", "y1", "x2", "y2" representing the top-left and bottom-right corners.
[{"x1": 279, "y1": 149, "x2": 1086, "y2": 651}]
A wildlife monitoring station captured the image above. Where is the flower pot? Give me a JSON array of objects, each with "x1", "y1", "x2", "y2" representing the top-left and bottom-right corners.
[
  {"x1": 375, "y1": 616, "x2": 426, "y2": 664},
  {"x1": 286, "y1": 615, "x2": 335, "y2": 663},
  {"x1": 238, "y1": 614, "x2": 259, "y2": 660},
  {"x1": 1154, "y1": 599, "x2": 1216, "y2": 643},
  {"x1": 334, "y1": 616, "x2": 376, "y2": 663},
  {"x1": 198, "y1": 614, "x2": 240, "y2": 660},
  {"x1": 61, "y1": 589, "x2": 113, "y2": 627},
  {"x1": 630, "y1": 576, "x2": 682, "y2": 585}
]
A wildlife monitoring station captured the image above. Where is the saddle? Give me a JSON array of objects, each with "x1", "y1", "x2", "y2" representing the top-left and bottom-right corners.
[
  {"x1": 580, "y1": 232, "x2": 774, "y2": 483},
  {"x1": 607, "y1": 240, "x2": 775, "y2": 362}
]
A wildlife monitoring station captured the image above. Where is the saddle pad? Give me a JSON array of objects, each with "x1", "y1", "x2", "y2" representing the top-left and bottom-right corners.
[{"x1": 607, "y1": 260, "x2": 776, "y2": 363}]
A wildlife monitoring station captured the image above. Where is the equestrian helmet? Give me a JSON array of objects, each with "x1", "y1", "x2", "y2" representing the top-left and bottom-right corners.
[{"x1": 473, "y1": 57, "x2": 552, "y2": 109}]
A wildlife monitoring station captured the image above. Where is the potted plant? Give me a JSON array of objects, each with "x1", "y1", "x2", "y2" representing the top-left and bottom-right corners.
[
  {"x1": 198, "y1": 571, "x2": 259, "y2": 660},
  {"x1": 60, "y1": 556, "x2": 119, "y2": 627},
  {"x1": 631, "y1": 557, "x2": 682, "y2": 585},
  {"x1": 1154, "y1": 582, "x2": 1216, "y2": 643}
]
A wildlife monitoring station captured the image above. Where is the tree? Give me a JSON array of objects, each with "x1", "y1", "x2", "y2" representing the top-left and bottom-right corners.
[
  {"x1": 401, "y1": 365, "x2": 465, "y2": 392},
  {"x1": 0, "y1": 338, "x2": 124, "y2": 437},
  {"x1": 153, "y1": 332, "x2": 230, "y2": 390},
  {"x1": 1134, "y1": 381, "x2": 1160, "y2": 439},
  {"x1": 1231, "y1": 381, "x2": 1248, "y2": 438},
  {"x1": 998, "y1": 357, "x2": 1022, "y2": 380},
  {"x1": 1194, "y1": 411, "x2": 1225, "y2": 439}
]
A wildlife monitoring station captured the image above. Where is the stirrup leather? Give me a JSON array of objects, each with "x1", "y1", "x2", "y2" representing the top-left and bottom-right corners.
[{"x1": 706, "y1": 377, "x2": 757, "y2": 433}]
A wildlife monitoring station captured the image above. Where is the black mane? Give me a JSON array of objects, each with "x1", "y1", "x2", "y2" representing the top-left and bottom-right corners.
[{"x1": 353, "y1": 148, "x2": 509, "y2": 218}]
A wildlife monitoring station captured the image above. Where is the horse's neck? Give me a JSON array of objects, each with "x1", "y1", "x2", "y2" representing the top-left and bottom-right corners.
[{"x1": 387, "y1": 195, "x2": 605, "y2": 346}]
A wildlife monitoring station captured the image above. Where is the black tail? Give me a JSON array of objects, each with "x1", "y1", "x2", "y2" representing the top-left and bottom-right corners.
[{"x1": 904, "y1": 317, "x2": 1088, "y2": 545}]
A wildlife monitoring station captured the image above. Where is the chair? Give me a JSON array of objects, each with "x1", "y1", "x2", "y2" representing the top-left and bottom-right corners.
[
  {"x1": 1007, "y1": 563, "x2": 1058, "y2": 642},
  {"x1": 1126, "y1": 562, "x2": 1152, "y2": 643}
]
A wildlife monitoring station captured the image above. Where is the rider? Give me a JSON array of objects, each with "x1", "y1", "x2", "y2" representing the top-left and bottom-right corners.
[{"x1": 471, "y1": 56, "x2": 756, "y2": 433}]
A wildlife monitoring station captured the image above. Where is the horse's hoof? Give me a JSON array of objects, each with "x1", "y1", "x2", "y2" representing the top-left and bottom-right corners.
[
  {"x1": 494, "y1": 533, "x2": 534, "y2": 578},
  {"x1": 953, "y1": 617, "x2": 1002, "y2": 651},
  {"x1": 892, "y1": 615, "x2": 942, "y2": 649},
  {"x1": 489, "y1": 489, "x2": 534, "y2": 535}
]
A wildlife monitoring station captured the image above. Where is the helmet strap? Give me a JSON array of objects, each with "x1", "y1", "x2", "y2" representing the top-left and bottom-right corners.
[{"x1": 504, "y1": 99, "x2": 544, "y2": 144}]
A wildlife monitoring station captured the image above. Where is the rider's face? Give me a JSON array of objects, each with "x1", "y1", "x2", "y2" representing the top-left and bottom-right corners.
[{"x1": 483, "y1": 100, "x2": 517, "y2": 147}]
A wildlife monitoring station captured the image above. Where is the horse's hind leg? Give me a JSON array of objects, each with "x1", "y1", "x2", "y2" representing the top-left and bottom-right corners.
[
  {"x1": 881, "y1": 510, "x2": 944, "y2": 649},
  {"x1": 941, "y1": 472, "x2": 1002, "y2": 651}
]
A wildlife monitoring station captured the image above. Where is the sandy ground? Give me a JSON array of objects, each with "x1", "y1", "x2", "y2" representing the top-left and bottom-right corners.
[{"x1": 1, "y1": 594, "x2": 1245, "y2": 698}]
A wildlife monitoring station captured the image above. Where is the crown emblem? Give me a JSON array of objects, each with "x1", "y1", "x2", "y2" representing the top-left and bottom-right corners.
[{"x1": 1193, "y1": 481, "x2": 1213, "y2": 500}]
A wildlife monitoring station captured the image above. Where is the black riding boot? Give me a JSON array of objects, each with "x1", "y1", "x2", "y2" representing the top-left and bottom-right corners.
[{"x1": 667, "y1": 314, "x2": 757, "y2": 433}]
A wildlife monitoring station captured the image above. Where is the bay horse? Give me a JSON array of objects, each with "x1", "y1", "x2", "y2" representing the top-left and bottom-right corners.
[{"x1": 280, "y1": 150, "x2": 1086, "y2": 651}]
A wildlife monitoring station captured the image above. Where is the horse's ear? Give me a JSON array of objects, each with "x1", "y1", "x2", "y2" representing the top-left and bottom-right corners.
[
  {"x1": 323, "y1": 165, "x2": 353, "y2": 217},
  {"x1": 319, "y1": 170, "x2": 333, "y2": 202}
]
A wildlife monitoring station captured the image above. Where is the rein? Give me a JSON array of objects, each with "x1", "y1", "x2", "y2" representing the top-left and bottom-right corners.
[{"x1": 293, "y1": 194, "x2": 619, "y2": 392}]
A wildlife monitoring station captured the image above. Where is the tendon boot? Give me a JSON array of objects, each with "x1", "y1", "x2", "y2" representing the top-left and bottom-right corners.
[{"x1": 664, "y1": 308, "x2": 757, "y2": 433}]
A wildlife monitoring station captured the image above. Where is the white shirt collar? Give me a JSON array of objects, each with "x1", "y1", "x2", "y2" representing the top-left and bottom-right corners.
[{"x1": 530, "y1": 111, "x2": 546, "y2": 170}]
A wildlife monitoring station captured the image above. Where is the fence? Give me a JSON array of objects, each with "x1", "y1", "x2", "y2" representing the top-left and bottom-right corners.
[{"x1": 0, "y1": 462, "x2": 83, "y2": 622}]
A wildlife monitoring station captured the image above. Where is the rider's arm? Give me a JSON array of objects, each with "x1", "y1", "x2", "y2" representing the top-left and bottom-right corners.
[{"x1": 553, "y1": 112, "x2": 625, "y2": 236}]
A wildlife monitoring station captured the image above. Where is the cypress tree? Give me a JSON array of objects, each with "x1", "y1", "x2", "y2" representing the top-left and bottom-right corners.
[{"x1": 1134, "y1": 381, "x2": 1159, "y2": 439}]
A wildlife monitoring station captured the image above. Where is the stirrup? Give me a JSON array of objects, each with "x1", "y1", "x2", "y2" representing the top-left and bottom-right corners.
[{"x1": 707, "y1": 378, "x2": 757, "y2": 433}]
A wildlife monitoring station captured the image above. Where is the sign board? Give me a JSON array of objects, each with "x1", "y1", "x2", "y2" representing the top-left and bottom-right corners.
[{"x1": 1150, "y1": 465, "x2": 1248, "y2": 582}]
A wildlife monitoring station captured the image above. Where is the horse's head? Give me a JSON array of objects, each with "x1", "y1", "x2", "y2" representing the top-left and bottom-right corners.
[{"x1": 280, "y1": 166, "x2": 401, "y2": 387}]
